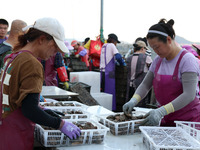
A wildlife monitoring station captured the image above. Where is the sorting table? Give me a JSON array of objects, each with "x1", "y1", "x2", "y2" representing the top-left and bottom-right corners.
[
  {"x1": 41, "y1": 86, "x2": 79, "y2": 99},
  {"x1": 55, "y1": 133, "x2": 146, "y2": 150}
]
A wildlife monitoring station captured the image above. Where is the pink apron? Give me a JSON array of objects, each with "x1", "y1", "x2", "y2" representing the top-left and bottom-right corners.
[
  {"x1": 0, "y1": 51, "x2": 35, "y2": 150},
  {"x1": 153, "y1": 50, "x2": 200, "y2": 126},
  {"x1": 38, "y1": 54, "x2": 57, "y2": 86}
]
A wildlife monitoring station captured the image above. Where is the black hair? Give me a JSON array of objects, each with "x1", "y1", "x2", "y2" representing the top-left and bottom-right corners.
[
  {"x1": 84, "y1": 37, "x2": 90, "y2": 45},
  {"x1": 0, "y1": 19, "x2": 9, "y2": 26},
  {"x1": 146, "y1": 18, "x2": 175, "y2": 43},
  {"x1": 107, "y1": 37, "x2": 116, "y2": 43},
  {"x1": 13, "y1": 28, "x2": 53, "y2": 51},
  {"x1": 135, "y1": 37, "x2": 148, "y2": 46},
  {"x1": 133, "y1": 43, "x2": 143, "y2": 52}
]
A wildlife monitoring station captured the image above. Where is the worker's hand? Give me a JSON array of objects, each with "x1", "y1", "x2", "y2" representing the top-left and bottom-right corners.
[
  {"x1": 64, "y1": 53, "x2": 69, "y2": 58},
  {"x1": 123, "y1": 97, "x2": 138, "y2": 115},
  {"x1": 60, "y1": 120, "x2": 81, "y2": 140},
  {"x1": 139, "y1": 107, "x2": 167, "y2": 126},
  {"x1": 44, "y1": 108, "x2": 65, "y2": 118},
  {"x1": 63, "y1": 81, "x2": 69, "y2": 90},
  {"x1": 39, "y1": 95, "x2": 46, "y2": 102},
  {"x1": 68, "y1": 67, "x2": 72, "y2": 72},
  {"x1": 75, "y1": 54, "x2": 80, "y2": 58}
]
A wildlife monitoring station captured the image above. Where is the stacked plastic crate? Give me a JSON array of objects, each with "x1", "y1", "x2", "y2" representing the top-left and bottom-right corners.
[
  {"x1": 70, "y1": 71, "x2": 113, "y2": 110},
  {"x1": 139, "y1": 126, "x2": 200, "y2": 150},
  {"x1": 35, "y1": 101, "x2": 109, "y2": 147},
  {"x1": 115, "y1": 66, "x2": 127, "y2": 112}
]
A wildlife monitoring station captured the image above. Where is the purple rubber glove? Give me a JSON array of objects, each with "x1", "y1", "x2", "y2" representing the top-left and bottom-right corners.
[
  {"x1": 60, "y1": 120, "x2": 81, "y2": 140},
  {"x1": 79, "y1": 48, "x2": 87, "y2": 56}
]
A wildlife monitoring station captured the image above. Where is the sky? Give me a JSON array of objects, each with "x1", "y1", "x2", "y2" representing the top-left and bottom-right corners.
[{"x1": 1, "y1": 0, "x2": 200, "y2": 44}]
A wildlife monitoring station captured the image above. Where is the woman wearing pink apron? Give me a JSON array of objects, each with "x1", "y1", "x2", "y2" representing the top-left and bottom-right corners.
[
  {"x1": 153, "y1": 50, "x2": 200, "y2": 126},
  {"x1": 123, "y1": 18, "x2": 200, "y2": 126},
  {"x1": 0, "y1": 51, "x2": 35, "y2": 150},
  {"x1": 0, "y1": 18, "x2": 81, "y2": 150}
]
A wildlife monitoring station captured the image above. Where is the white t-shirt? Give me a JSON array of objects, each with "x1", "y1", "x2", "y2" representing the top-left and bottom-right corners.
[{"x1": 100, "y1": 43, "x2": 119, "y2": 72}]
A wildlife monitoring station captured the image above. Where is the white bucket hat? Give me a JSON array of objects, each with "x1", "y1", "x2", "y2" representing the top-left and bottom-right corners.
[{"x1": 23, "y1": 17, "x2": 69, "y2": 53}]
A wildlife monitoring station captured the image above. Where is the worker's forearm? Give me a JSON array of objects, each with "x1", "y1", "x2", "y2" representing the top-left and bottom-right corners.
[
  {"x1": 115, "y1": 53, "x2": 125, "y2": 66},
  {"x1": 79, "y1": 49, "x2": 87, "y2": 56},
  {"x1": 21, "y1": 93, "x2": 61, "y2": 129},
  {"x1": 134, "y1": 71, "x2": 154, "y2": 100},
  {"x1": 171, "y1": 72, "x2": 198, "y2": 111}
]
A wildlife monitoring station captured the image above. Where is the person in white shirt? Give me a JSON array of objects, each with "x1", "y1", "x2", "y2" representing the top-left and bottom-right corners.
[{"x1": 100, "y1": 33, "x2": 125, "y2": 111}]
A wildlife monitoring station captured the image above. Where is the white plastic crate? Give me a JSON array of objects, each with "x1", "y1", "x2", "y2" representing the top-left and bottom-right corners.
[
  {"x1": 96, "y1": 111, "x2": 146, "y2": 135},
  {"x1": 91, "y1": 92, "x2": 113, "y2": 110},
  {"x1": 40, "y1": 101, "x2": 88, "y2": 109},
  {"x1": 35, "y1": 119, "x2": 109, "y2": 147},
  {"x1": 139, "y1": 126, "x2": 200, "y2": 150},
  {"x1": 70, "y1": 71, "x2": 100, "y2": 93},
  {"x1": 48, "y1": 107, "x2": 91, "y2": 119},
  {"x1": 175, "y1": 121, "x2": 200, "y2": 142}
]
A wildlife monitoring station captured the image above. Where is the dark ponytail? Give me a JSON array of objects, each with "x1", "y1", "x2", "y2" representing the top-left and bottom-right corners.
[
  {"x1": 133, "y1": 43, "x2": 142, "y2": 52},
  {"x1": 13, "y1": 34, "x2": 28, "y2": 52},
  {"x1": 13, "y1": 28, "x2": 53, "y2": 51},
  {"x1": 146, "y1": 18, "x2": 175, "y2": 43},
  {"x1": 135, "y1": 37, "x2": 148, "y2": 46}
]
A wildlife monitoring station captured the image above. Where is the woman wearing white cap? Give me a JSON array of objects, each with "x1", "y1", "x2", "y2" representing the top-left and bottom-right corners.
[
  {"x1": 0, "y1": 17, "x2": 81, "y2": 150},
  {"x1": 126, "y1": 40, "x2": 152, "y2": 107},
  {"x1": 123, "y1": 18, "x2": 200, "y2": 127}
]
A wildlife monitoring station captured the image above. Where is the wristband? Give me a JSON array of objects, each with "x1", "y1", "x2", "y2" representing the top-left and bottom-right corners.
[
  {"x1": 59, "y1": 120, "x2": 65, "y2": 129},
  {"x1": 132, "y1": 94, "x2": 141, "y2": 103},
  {"x1": 163, "y1": 103, "x2": 175, "y2": 114}
]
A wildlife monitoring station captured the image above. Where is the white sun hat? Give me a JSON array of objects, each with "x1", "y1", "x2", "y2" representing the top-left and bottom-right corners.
[{"x1": 23, "y1": 17, "x2": 69, "y2": 53}]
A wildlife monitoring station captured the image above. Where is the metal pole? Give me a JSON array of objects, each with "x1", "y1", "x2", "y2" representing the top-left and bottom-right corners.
[{"x1": 100, "y1": 0, "x2": 104, "y2": 42}]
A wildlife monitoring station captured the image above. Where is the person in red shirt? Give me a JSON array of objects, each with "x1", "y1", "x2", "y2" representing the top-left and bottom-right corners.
[{"x1": 71, "y1": 40, "x2": 89, "y2": 67}]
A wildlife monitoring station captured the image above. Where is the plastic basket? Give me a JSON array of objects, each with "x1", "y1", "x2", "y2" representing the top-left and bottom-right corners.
[
  {"x1": 40, "y1": 101, "x2": 88, "y2": 109},
  {"x1": 48, "y1": 107, "x2": 90, "y2": 119},
  {"x1": 139, "y1": 126, "x2": 200, "y2": 150},
  {"x1": 70, "y1": 82, "x2": 91, "y2": 93},
  {"x1": 175, "y1": 121, "x2": 200, "y2": 142},
  {"x1": 96, "y1": 111, "x2": 146, "y2": 136},
  {"x1": 35, "y1": 119, "x2": 109, "y2": 147},
  {"x1": 59, "y1": 82, "x2": 91, "y2": 93}
]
